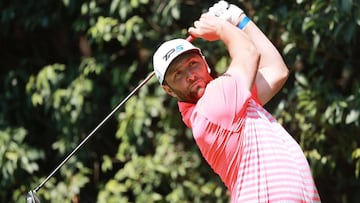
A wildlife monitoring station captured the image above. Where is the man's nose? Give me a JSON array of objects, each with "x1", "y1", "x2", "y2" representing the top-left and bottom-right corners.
[{"x1": 186, "y1": 71, "x2": 197, "y2": 82}]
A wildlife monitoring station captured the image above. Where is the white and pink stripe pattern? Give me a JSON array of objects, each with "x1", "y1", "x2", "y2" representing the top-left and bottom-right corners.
[
  {"x1": 178, "y1": 75, "x2": 321, "y2": 202},
  {"x1": 231, "y1": 99, "x2": 321, "y2": 202}
]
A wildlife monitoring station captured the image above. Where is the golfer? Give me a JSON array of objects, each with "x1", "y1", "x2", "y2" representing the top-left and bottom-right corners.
[{"x1": 153, "y1": 2, "x2": 320, "y2": 202}]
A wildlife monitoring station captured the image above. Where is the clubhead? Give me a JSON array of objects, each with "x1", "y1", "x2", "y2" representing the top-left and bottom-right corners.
[{"x1": 26, "y1": 191, "x2": 41, "y2": 203}]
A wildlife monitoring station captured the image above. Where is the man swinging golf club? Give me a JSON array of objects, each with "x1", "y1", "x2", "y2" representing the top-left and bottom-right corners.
[{"x1": 153, "y1": 1, "x2": 321, "y2": 202}]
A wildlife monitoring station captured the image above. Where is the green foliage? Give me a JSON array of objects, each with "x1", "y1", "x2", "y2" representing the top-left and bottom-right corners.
[
  {"x1": 37, "y1": 160, "x2": 91, "y2": 203},
  {"x1": 23, "y1": 59, "x2": 105, "y2": 201},
  {"x1": 0, "y1": 127, "x2": 44, "y2": 202},
  {"x1": 263, "y1": 0, "x2": 360, "y2": 202},
  {"x1": 0, "y1": 0, "x2": 359, "y2": 202}
]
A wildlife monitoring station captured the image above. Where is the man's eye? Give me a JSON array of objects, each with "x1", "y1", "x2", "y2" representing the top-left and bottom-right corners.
[{"x1": 174, "y1": 71, "x2": 182, "y2": 79}]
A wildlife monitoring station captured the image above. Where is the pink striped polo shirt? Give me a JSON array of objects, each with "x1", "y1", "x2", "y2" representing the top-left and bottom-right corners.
[{"x1": 178, "y1": 73, "x2": 320, "y2": 202}]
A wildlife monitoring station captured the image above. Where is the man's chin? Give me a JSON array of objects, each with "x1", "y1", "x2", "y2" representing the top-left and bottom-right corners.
[
  {"x1": 185, "y1": 82, "x2": 207, "y2": 103},
  {"x1": 184, "y1": 89, "x2": 205, "y2": 103}
]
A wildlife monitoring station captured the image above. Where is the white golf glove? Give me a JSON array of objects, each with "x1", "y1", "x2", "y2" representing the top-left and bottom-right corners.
[{"x1": 208, "y1": 1, "x2": 244, "y2": 26}]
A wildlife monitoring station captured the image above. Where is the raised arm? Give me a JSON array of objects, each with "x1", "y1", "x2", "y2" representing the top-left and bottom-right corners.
[
  {"x1": 188, "y1": 14, "x2": 260, "y2": 91},
  {"x1": 239, "y1": 15, "x2": 289, "y2": 105},
  {"x1": 208, "y1": 1, "x2": 289, "y2": 105}
]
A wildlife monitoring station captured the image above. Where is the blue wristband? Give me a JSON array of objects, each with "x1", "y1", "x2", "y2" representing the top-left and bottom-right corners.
[{"x1": 238, "y1": 16, "x2": 250, "y2": 30}]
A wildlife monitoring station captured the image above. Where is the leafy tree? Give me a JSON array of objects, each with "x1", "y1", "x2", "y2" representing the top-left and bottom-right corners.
[{"x1": 0, "y1": 0, "x2": 359, "y2": 202}]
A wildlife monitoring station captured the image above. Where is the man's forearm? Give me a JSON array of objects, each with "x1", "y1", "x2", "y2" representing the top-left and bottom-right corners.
[
  {"x1": 236, "y1": 15, "x2": 289, "y2": 104},
  {"x1": 240, "y1": 18, "x2": 287, "y2": 71},
  {"x1": 206, "y1": 0, "x2": 288, "y2": 105},
  {"x1": 219, "y1": 19, "x2": 260, "y2": 91}
]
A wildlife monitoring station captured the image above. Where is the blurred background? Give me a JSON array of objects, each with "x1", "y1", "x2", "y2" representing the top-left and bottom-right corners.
[{"x1": 0, "y1": 0, "x2": 359, "y2": 202}]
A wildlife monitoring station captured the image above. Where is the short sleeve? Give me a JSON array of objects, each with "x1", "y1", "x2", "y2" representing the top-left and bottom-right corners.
[{"x1": 196, "y1": 74, "x2": 251, "y2": 130}]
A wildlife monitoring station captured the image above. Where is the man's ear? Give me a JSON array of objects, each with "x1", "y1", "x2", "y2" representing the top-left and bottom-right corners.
[
  {"x1": 162, "y1": 84, "x2": 178, "y2": 98},
  {"x1": 202, "y1": 56, "x2": 211, "y2": 73}
]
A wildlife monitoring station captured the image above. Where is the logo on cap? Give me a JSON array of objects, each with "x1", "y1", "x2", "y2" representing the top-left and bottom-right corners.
[{"x1": 162, "y1": 45, "x2": 184, "y2": 62}]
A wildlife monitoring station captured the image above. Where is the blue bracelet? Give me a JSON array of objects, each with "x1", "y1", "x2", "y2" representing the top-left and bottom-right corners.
[{"x1": 238, "y1": 16, "x2": 250, "y2": 30}]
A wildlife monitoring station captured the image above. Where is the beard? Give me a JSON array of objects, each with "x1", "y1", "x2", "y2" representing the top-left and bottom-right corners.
[
  {"x1": 177, "y1": 80, "x2": 208, "y2": 103},
  {"x1": 164, "y1": 71, "x2": 213, "y2": 103},
  {"x1": 190, "y1": 80, "x2": 207, "y2": 100}
]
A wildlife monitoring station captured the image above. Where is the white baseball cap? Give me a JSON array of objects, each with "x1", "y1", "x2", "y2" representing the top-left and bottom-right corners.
[{"x1": 153, "y1": 39, "x2": 203, "y2": 84}]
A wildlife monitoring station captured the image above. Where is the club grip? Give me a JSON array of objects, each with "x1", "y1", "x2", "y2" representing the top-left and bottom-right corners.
[{"x1": 186, "y1": 35, "x2": 195, "y2": 42}]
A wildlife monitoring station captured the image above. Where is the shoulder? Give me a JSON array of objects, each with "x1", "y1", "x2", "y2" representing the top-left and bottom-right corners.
[
  {"x1": 194, "y1": 73, "x2": 251, "y2": 129},
  {"x1": 205, "y1": 72, "x2": 249, "y2": 96}
]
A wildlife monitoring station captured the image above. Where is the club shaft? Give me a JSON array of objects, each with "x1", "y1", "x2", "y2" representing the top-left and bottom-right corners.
[
  {"x1": 34, "y1": 71, "x2": 155, "y2": 192},
  {"x1": 186, "y1": 35, "x2": 195, "y2": 42},
  {"x1": 32, "y1": 36, "x2": 195, "y2": 193}
]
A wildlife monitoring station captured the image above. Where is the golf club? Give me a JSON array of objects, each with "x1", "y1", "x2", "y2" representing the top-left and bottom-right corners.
[{"x1": 26, "y1": 35, "x2": 195, "y2": 203}]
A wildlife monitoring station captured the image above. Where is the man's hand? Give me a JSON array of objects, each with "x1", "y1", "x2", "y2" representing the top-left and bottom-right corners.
[
  {"x1": 208, "y1": 1, "x2": 244, "y2": 26},
  {"x1": 189, "y1": 10, "x2": 260, "y2": 93},
  {"x1": 188, "y1": 14, "x2": 228, "y2": 41}
]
